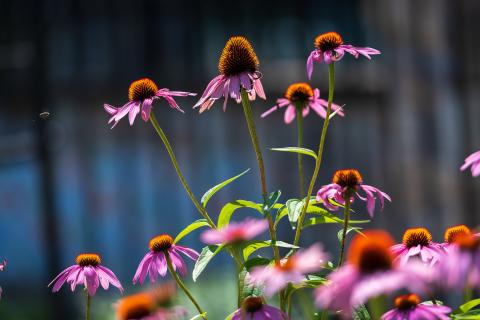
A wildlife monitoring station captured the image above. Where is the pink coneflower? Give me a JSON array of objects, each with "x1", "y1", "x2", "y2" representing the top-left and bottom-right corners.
[
  {"x1": 201, "y1": 219, "x2": 269, "y2": 245},
  {"x1": 260, "y1": 82, "x2": 344, "y2": 124},
  {"x1": 194, "y1": 36, "x2": 266, "y2": 113},
  {"x1": 104, "y1": 78, "x2": 196, "y2": 128},
  {"x1": 133, "y1": 234, "x2": 199, "y2": 285},
  {"x1": 231, "y1": 296, "x2": 288, "y2": 320},
  {"x1": 390, "y1": 228, "x2": 444, "y2": 266},
  {"x1": 48, "y1": 253, "x2": 123, "y2": 296},
  {"x1": 249, "y1": 244, "x2": 327, "y2": 297},
  {"x1": 441, "y1": 225, "x2": 472, "y2": 251},
  {"x1": 316, "y1": 169, "x2": 391, "y2": 218},
  {"x1": 381, "y1": 294, "x2": 451, "y2": 320},
  {"x1": 307, "y1": 32, "x2": 381, "y2": 79},
  {"x1": 436, "y1": 233, "x2": 480, "y2": 290},
  {"x1": 315, "y1": 231, "x2": 430, "y2": 316},
  {"x1": 461, "y1": 150, "x2": 480, "y2": 177}
]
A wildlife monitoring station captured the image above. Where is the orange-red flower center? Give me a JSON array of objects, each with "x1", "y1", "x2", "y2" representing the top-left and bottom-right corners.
[
  {"x1": 444, "y1": 225, "x2": 471, "y2": 244},
  {"x1": 314, "y1": 32, "x2": 344, "y2": 51},
  {"x1": 275, "y1": 257, "x2": 297, "y2": 272},
  {"x1": 394, "y1": 294, "x2": 420, "y2": 311},
  {"x1": 218, "y1": 36, "x2": 259, "y2": 76},
  {"x1": 455, "y1": 234, "x2": 480, "y2": 251},
  {"x1": 76, "y1": 253, "x2": 101, "y2": 267},
  {"x1": 333, "y1": 169, "x2": 363, "y2": 190},
  {"x1": 242, "y1": 296, "x2": 263, "y2": 313},
  {"x1": 348, "y1": 230, "x2": 394, "y2": 274},
  {"x1": 117, "y1": 293, "x2": 155, "y2": 320},
  {"x1": 128, "y1": 78, "x2": 158, "y2": 102},
  {"x1": 402, "y1": 227, "x2": 432, "y2": 248},
  {"x1": 149, "y1": 234, "x2": 174, "y2": 252},
  {"x1": 285, "y1": 83, "x2": 314, "y2": 106}
]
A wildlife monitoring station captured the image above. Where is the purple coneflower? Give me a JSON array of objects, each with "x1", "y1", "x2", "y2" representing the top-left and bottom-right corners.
[
  {"x1": 261, "y1": 82, "x2": 344, "y2": 124},
  {"x1": 441, "y1": 224, "x2": 472, "y2": 251},
  {"x1": 231, "y1": 296, "x2": 288, "y2": 320},
  {"x1": 436, "y1": 233, "x2": 480, "y2": 290},
  {"x1": 194, "y1": 36, "x2": 266, "y2": 113},
  {"x1": 316, "y1": 169, "x2": 391, "y2": 218},
  {"x1": 133, "y1": 234, "x2": 199, "y2": 285},
  {"x1": 390, "y1": 227, "x2": 444, "y2": 266},
  {"x1": 201, "y1": 219, "x2": 269, "y2": 245},
  {"x1": 381, "y1": 294, "x2": 451, "y2": 320},
  {"x1": 315, "y1": 231, "x2": 430, "y2": 316},
  {"x1": 48, "y1": 253, "x2": 123, "y2": 296},
  {"x1": 249, "y1": 244, "x2": 327, "y2": 297},
  {"x1": 461, "y1": 150, "x2": 480, "y2": 177},
  {"x1": 104, "y1": 78, "x2": 196, "y2": 128},
  {"x1": 307, "y1": 32, "x2": 380, "y2": 79}
]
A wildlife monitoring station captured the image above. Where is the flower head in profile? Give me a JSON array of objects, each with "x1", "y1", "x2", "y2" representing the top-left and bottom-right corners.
[
  {"x1": 194, "y1": 36, "x2": 266, "y2": 113},
  {"x1": 436, "y1": 233, "x2": 480, "y2": 290},
  {"x1": 48, "y1": 253, "x2": 123, "y2": 296},
  {"x1": 390, "y1": 227, "x2": 444, "y2": 266},
  {"x1": 381, "y1": 294, "x2": 451, "y2": 320},
  {"x1": 104, "y1": 78, "x2": 196, "y2": 128},
  {"x1": 250, "y1": 244, "x2": 327, "y2": 297},
  {"x1": 261, "y1": 82, "x2": 344, "y2": 124},
  {"x1": 231, "y1": 296, "x2": 287, "y2": 320},
  {"x1": 315, "y1": 231, "x2": 430, "y2": 316},
  {"x1": 441, "y1": 224, "x2": 472, "y2": 251},
  {"x1": 116, "y1": 283, "x2": 187, "y2": 320},
  {"x1": 307, "y1": 32, "x2": 381, "y2": 79},
  {"x1": 201, "y1": 219, "x2": 269, "y2": 245},
  {"x1": 461, "y1": 150, "x2": 480, "y2": 177},
  {"x1": 133, "y1": 234, "x2": 199, "y2": 285},
  {"x1": 316, "y1": 169, "x2": 391, "y2": 217}
]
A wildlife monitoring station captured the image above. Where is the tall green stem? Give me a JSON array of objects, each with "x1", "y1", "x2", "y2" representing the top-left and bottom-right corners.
[
  {"x1": 295, "y1": 107, "x2": 305, "y2": 197},
  {"x1": 240, "y1": 88, "x2": 283, "y2": 308},
  {"x1": 166, "y1": 253, "x2": 207, "y2": 319},
  {"x1": 293, "y1": 63, "x2": 335, "y2": 247},
  {"x1": 338, "y1": 196, "x2": 351, "y2": 267},
  {"x1": 149, "y1": 112, "x2": 215, "y2": 229},
  {"x1": 85, "y1": 292, "x2": 91, "y2": 320}
]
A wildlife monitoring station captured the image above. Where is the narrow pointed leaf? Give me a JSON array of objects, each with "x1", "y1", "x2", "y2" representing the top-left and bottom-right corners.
[
  {"x1": 270, "y1": 147, "x2": 317, "y2": 160},
  {"x1": 192, "y1": 245, "x2": 225, "y2": 282},
  {"x1": 243, "y1": 240, "x2": 298, "y2": 260},
  {"x1": 217, "y1": 200, "x2": 263, "y2": 228},
  {"x1": 264, "y1": 190, "x2": 281, "y2": 212},
  {"x1": 174, "y1": 219, "x2": 210, "y2": 244},
  {"x1": 201, "y1": 169, "x2": 250, "y2": 207},
  {"x1": 453, "y1": 298, "x2": 480, "y2": 315},
  {"x1": 337, "y1": 227, "x2": 365, "y2": 243}
]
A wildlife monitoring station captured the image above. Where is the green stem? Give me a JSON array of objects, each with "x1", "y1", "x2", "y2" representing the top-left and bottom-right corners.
[
  {"x1": 166, "y1": 253, "x2": 207, "y2": 319},
  {"x1": 85, "y1": 292, "x2": 91, "y2": 320},
  {"x1": 464, "y1": 286, "x2": 473, "y2": 302},
  {"x1": 240, "y1": 88, "x2": 283, "y2": 309},
  {"x1": 338, "y1": 196, "x2": 351, "y2": 267},
  {"x1": 149, "y1": 112, "x2": 215, "y2": 229},
  {"x1": 293, "y1": 63, "x2": 335, "y2": 248},
  {"x1": 296, "y1": 107, "x2": 305, "y2": 197}
]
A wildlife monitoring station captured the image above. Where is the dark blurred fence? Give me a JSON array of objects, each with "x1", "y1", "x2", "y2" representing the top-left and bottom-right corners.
[{"x1": 0, "y1": 0, "x2": 480, "y2": 318}]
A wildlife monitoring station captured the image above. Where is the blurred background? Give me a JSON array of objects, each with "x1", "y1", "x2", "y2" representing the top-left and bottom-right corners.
[{"x1": 1, "y1": 0, "x2": 479, "y2": 318}]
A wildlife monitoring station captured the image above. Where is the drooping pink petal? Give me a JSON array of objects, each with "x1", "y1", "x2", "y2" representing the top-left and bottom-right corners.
[
  {"x1": 284, "y1": 105, "x2": 296, "y2": 124},
  {"x1": 169, "y1": 250, "x2": 187, "y2": 276},
  {"x1": 96, "y1": 266, "x2": 123, "y2": 292},
  {"x1": 253, "y1": 79, "x2": 266, "y2": 100},
  {"x1": 141, "y1": 98, "x2": 153, "y2": 121},
  {"x1": 133, "y1": 252, "x2": 154, "y2": 285},
  {"x1": 83, "y1": 266, "x2": 100, "y2": 296},
  {"x1": 48, "y1": 265, "x2": 78, "y2": 292},
  {"x1": 104, "y1": 104, "x2": 117, "y2": 115},
  {"x1": 307, "y1": 50, "x2": 316, "y2": 79},
  {"x1": 173, "y1": 245, "x2": 200, "y2": 261}
]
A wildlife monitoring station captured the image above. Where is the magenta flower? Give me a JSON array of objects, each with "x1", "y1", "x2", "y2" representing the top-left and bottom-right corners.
[
  {"x1": 133, "y1": 234, "x2": 199, "y2": 285},
  {"x1": 201, "y1": 219, "x2": 269, "y2": 245},
  {"x1": 436, "y1": 233, "x2": 480, "y2": 290},
  {"x1": 48, "y1": 253, "x2": 123, "y2": 296},
  {"x1": 261, "y1": 82, "x2": 344, "y2": 124},
  {"x1": 441, "y1": 225, "x2": 472, "y2": 251},
  {"x1": 390, "y1": 228, "x2": 444, "y2": 266},
  {"x1": 307, "y1": 32, "x2": 380, "y2": 79},
  {"x1": 194, "y1": 36, "x2": 266, "y2": 113},
  {"x1": 104, "y1": 78, "x2": 196, "y2": 128},
  {"x1": 315, "y1": 231, "x2": 430, "y2": 316},
  {"x1": 316, "y1": 169, "x2": 391, "y2": 218},
  {"x1": 232, "y1": 296, "x2": 287, "y2": 320},
  {"x1": 461, "y1": 150, "x2": 480, "y2": 177},
  {"x1": 249, "y1": 244, "x2": 327, "y2": 297},
  {"x1": 381, "y1": 294, "x2": 451, "y2": 320}
]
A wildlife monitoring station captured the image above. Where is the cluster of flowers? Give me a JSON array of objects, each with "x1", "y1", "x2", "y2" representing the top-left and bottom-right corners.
[{"x1": 10, "y1": 30, "x2": 476, "y2": 320}]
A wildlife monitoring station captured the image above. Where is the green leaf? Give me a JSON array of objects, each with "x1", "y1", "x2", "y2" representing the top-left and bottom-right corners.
[
  {"x1": 244, "y1": 257, "x2": 270, "y2": 271},
  {"x1": 353, "y1": 304, "x2": 372, "y2": 320},
  {"x1": 270, "y1": 147, "x2": 317, "y2": 160},
  {"x1": 192, "y1": 245, "x2": 225, "y2": 282},
  {"x1": 238, "y1": 266, "x2": 263, "y2": 301},
  {"x1": 453, "y1": 298, "x2": 480, "y2": 315},
  {"x1": 201, "y1": 169, "x2": 250, "y2": 207},
  {"x1": 286, "y1": 199, "x2": 305, "y2": 227},
  {"x1": 452, "y1": 309, "x2": 480, "y2": 319},
  {"x1": 174, "y1": 219, "x2": 210, "y2": 244},
  {"x1": 243, "y1": 240, "x2": 298, "y2": 260},
  {"x1": 264, "y1": 190, "x2": 281, "y2": 212},
  {"x1": 337, "y1": 227, "x2": 365, "y2": 243},
  {"x1": 217, "y1": 200, "x2": 263, "y2": 228},
  {"x1": 302, "y1": 213, "x2": 370, "y2": 229},
  {"x1": 224, "y1": 311, "x2": 235, "y2": 320},
  {"x1": 189, "y1": 313, "x2": 207, "y2": 320}
]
